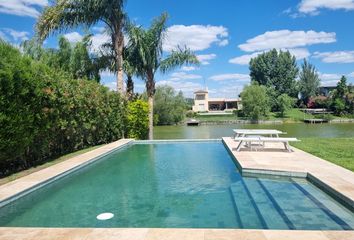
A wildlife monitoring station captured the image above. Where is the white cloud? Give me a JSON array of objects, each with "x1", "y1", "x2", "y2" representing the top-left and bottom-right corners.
[
  {"x1": 298, "y1": 0, "x2": 354, "y2": 15},
  {"x1": 229, "y1": 48, "x2": 310, "y2": 65},
  {"x1": 181, "y1": 66, "x2": 197, "y2": 72},
  {"x1": 318, "y1": 72, "x2": 354, "y2": 85},
  {"x1": 0, "y1": 30, "x2": 7, "y2": 41},
  {"x1": 64, "y1": 31, "x2": 110, "y2": 53},
  {"x1": 91, "y1": 32, "x2": 110, "y2": 52},
  {"x1": 0, "y1": 0, "x2": 48, "y2": 18},
  {"x1": 0, "y1": 28, "x2": 30, "y2": 42},
  {"x1": 157, "y1": 80, "x2": 203, "y2": 97},
  {"x1": 163, "y1": 25, "x2": 228, "y2": 52},
  {"x1": 103, "y1": 81, "x2": 117, "y2": 91},
  {"x1": 229, "y1": 52, "x2": 261, "y2": 65},
  {"x1": 313, "y1": 51, "x2": 354, "y2": 63},
  {"x1": 238, "y1": 30, "x2": 336, "y2": 52},
  {"x1": 5, "y1": 28, "x2": 29, "y2": 41},
  {"x1": 197, "y1": 54, "x2": 216, "y2": 65},
  {"x1": 63, "y1": 32, "x2": 83, "y2": 43},
  {"x1": 169, "y1": 72, "x2": 202, "y2": 81},
  {"x1": 100, "y1": 70, "x2": 115, "y2": 78},
  {"x1": 218, "y1": 39, "x2": 229, "y2": 46},
  {"x1": 209, "y1": 73, "x2": 250, "y2": 82}
]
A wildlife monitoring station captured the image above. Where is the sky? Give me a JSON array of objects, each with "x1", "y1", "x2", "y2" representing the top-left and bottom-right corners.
[{"x1": 0, "y1": 0, "x2": 354, "y2": 98}]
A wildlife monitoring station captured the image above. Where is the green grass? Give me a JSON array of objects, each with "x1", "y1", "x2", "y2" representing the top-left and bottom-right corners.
[
  {"x1": 292, "y1": 138, "x2": 354, "y2": 171},
  {"x1": 0, "y1": 145, "x2": 103, "y2": 186}
]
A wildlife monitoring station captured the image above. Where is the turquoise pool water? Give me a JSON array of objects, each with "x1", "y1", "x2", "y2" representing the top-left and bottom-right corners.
[{"x1": 0, "y1": 141, "x2": 353, "y2": 229}]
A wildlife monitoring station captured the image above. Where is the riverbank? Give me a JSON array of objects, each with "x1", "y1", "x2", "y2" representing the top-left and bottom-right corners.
[{"x1": 191, "y1": 108, "x2": 354, "y2": 125}]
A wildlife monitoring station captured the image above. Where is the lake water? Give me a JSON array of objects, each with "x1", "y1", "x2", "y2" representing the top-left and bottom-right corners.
[{"x1": 154, "y1": 123, "x2": 354, "y2": 139}]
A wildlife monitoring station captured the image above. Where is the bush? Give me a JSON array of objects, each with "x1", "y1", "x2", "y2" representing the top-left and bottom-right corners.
[
  {"x1": 0, "y1": 41, "x2": 126, "y2": 176},
  {"x1": 126, "y1": 100, "x2": 149, "y2": 140},
  {"x1": 186, "y1": 110, "x2": 196, "y2": 118},
  {"x1": 240, "y1": 84, "x2": 270, "y2": 120},
  {"x1": 276, "y1": 94, "x2": 295, "y2": 117}
]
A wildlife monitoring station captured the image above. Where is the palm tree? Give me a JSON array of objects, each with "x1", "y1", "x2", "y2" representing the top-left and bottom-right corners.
[
  {"x1": 127, "y1": 13, "x2": 199, "y2": 139},
  {"x1": 36, "y1": 0, "x2": 126, "y2": 94}
]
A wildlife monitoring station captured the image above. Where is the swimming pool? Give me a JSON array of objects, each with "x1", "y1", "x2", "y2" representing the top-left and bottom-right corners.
[{"x1": 0, "y1": 141, "x2": 353, "y2": 229}]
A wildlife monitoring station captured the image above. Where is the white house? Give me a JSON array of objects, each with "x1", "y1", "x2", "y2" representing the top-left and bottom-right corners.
[{"x1": 192, "y1": 89, "x2": 242, "y2": 112}]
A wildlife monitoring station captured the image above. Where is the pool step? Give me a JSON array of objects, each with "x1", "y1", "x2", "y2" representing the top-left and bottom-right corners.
[
  {"x1": 230, "y1": 178, "x2": 295, "y2": 229},
  {"x1": 229, "y1": 180, "x2": 267, "y2": 229}
]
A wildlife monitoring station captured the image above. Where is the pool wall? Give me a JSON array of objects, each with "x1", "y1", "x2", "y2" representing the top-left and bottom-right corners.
[{"x1": 0, "y1": 138, "x2": 353, "y2": 240}]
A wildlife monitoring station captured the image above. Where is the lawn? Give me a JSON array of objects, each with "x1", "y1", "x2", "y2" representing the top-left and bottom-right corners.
[
  {"x1": 0, "y1": 145, "x2": 103, "y2": 186},
  {"x1": 292, "y1": 138, "x2": 354, "y2": 172}
]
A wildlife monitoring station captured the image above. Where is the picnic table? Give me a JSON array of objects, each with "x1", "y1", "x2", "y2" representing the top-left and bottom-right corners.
[{"x1": 233, "y1": 129, "x2": 284, "y2": 138}]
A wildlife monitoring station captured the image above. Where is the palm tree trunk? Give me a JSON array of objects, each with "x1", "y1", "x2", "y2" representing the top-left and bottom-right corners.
[
  {"x1": 146, "y1": 71, "x2": 155, "y2": 140},
  {"x1": 114, "y1": 31, "x2": 124, "y2": 94},
  {"x1": 126, "y1": 75, "x2": 134, "y2": 100},
  {"x1": 148, "y1": 96, "x2": 154, "y2": 140}
]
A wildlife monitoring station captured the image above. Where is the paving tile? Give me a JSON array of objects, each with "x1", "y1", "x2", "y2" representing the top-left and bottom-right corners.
[
  {"x1": 204, "y1": 229, "x2": 267, "y2": 240},
  {"x1": 262, "y1": 230, "x2": 330, "y2": 240},
  {"x1": 145, "y1": 228, "x2": 204, "y2": 240}
]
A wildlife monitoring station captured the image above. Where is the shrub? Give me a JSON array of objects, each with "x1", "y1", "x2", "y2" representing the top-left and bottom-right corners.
[
  {"x1": 276, "y1": 94, "x2": 295, "y2": 117},
  {"x1": 126, "y1": 100, "x2": 149, "y2": 140},
  {"x1": 0, "y1": 41, "x2": 126, "y2": 176},
  {"x1": 186, "y1": 110, "x2": 196, "y2": 118}
]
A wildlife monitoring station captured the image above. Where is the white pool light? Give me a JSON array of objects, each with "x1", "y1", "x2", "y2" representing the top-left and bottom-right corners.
[{"x1": 96, "y1": 212, "x2": 114, "y2": 220}]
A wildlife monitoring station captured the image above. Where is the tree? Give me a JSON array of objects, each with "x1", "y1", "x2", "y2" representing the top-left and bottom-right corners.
[
  {"x1": 298, "y1": 59, "x2": 320, "y2": 104},
  {"x1": 153, "y1": 85, "x2": 187, "y2": 125},
  {"x1": 276, "y1": 94, "x2": 295, "y2": 117},
  {"x1": 249, "y1": 49, "x2": 299, "y2": 97},
  {"x1": 127, "y1": 13, "x2": 199, "y2": 139},
  {"x1": 36, "y1": 0, "x2": 126, "y2": 94},
  {"x1": 22, "y1": 36, "x2": 101, "y2": 82},
  {"x1": 240, "y1": 84, "x2": 270, "y2": 120},
  {"x1": 331, "y1": 76, "x2": 349, "y2": 115}
]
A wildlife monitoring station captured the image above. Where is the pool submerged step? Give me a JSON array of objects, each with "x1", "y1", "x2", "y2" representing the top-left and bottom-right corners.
[
  {"x1": 229, "y1": 179, "x2": 267, "y2": 229},
  {"x1": 243, "y1": 178, "x2": 292, "y2": 229}
]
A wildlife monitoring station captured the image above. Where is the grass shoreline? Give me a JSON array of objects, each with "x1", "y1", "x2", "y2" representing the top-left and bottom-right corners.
[{"x1": 192, "y1": 108, "x2": 354, "y2": 123}]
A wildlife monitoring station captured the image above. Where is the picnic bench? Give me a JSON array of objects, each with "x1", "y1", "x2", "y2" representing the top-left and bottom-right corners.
[{"x1": 234, "y1": 136, "x2": 300, "y2": 152}]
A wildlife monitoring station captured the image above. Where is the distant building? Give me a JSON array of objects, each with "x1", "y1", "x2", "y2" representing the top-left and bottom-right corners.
[
  {"x1": 192, "y1": 90, "x2": 242, "y2": 112},
  {"x1": 319, "y1": 86, "x2": 336, "y2": 97}
]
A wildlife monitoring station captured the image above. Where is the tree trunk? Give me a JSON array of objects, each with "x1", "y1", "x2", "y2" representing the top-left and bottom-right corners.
[
  {"x1": 146, "y1": 71, "x2": 155, "y2": 140},
  {"x1": 114, "y1": 31, "x2": 124, "y2": 94},
  {"x1": 148, "y1": 96, "x2": 154, "y2": 140},
  {"x1": 126, "y1": 75, "x2": 134, "y2": 100}
]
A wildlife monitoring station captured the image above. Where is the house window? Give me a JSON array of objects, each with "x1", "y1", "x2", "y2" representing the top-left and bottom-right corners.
[{"x1": 195, "y1": 94, "x2": 205, "y2": 100}]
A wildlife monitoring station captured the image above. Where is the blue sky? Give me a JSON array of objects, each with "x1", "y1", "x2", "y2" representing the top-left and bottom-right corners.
[{"x1": 1, "y1": 0, "x2": 354, "y2": 98}]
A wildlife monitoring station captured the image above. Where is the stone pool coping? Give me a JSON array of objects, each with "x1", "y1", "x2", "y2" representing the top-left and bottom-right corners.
[
  {"x1": 0, "y1": 228, "x2": 353, "y2": 240},
  {"x1": 0, "y1": 138, "x2": 353, "y2": 240},
  {"x1": 222, "y1": 137, "x2": 354, "y2": 211}
]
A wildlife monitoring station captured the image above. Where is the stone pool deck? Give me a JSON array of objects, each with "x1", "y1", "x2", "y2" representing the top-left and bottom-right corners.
[
  {"x1": 1, "y1": 228, "x2": 354, "y2": 240},
  {"x1": 222, "y1": 137, "x2": 354, "y2": 208},
  {"x1": 0, "y1": 138, "x2": 353, "y2": 240}
]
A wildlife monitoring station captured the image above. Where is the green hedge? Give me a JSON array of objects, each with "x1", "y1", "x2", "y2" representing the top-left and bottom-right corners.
[{"x1": 0, "y1": 41, "x2": 128, "y2": 177}]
